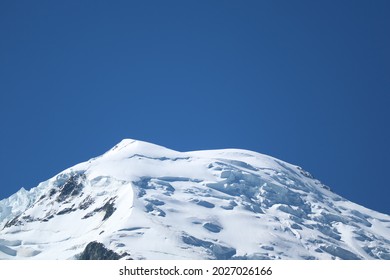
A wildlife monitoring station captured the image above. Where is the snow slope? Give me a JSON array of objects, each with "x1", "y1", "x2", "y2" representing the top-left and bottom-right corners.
[{"x1": 1, "y1": 139, "x2": 390, "y2": 260}]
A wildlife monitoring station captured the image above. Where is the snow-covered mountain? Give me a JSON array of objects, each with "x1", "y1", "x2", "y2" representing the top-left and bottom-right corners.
[{"x1": 1, "y1": 139, "x2": 390, "y2": 260}]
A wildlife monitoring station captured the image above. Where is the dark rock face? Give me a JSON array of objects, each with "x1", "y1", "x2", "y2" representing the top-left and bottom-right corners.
[
  {"x1": 57, "y1": 174, "x2": 85, "y2": 202},
  {"x1": 4, "y1": 215, "x2": 22, "y2": 228},
  {"x1": 57, "y1": 207, "x2": 76, "y2": 215},
  {"x1": 78, "y1": 196, "x2": 95, "y2": 210},
  {"x1": 101, "y1": 200, "x2": 116, "y2": 221},
  {"x1": 82, "y1": 198, "x2": 117, "y2": 221},
  {"x1": 79, "y1": 241, "x2": 121, "y2": 260}
]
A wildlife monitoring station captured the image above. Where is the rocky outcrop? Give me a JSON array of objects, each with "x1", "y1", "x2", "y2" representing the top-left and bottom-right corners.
[{"x1": 79, "y1": 241, "x2": 122, "y2": 260}]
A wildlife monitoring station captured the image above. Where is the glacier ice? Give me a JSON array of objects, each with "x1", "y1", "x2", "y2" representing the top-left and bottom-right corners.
[{"x1": 0, "y1": 139, "x2": 390, "y2": 260}]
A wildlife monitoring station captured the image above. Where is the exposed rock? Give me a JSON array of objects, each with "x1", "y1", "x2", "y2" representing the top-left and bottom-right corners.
[
  {"x1": 56, "y1": 174, "x2": 85, "y2": 202},
  {"x1": 82, "y1": 198, "x2": 116, "y2": 221},
  {"x1": 79, "y1": 241, "x2": 122, "y2": 260}
]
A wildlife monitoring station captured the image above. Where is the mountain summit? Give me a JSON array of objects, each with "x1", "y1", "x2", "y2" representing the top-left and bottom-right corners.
[{"x1": 1, "y1": 139, "x2": 389, "y2": 260}]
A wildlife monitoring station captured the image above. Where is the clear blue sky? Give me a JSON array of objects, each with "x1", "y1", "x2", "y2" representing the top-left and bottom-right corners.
[{"x1": 1, "y1": 1, "x2": 389, "y2": 214}]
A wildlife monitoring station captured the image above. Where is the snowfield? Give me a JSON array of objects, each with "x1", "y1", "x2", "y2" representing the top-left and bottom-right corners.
[{"x1": 1, "y1": 139, "x2": 390, "y2": 260}]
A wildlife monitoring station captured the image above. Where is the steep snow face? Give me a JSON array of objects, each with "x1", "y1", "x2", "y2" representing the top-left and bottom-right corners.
[{"x1": 1, "y1": 139, "x2": 390, "y2": 260}]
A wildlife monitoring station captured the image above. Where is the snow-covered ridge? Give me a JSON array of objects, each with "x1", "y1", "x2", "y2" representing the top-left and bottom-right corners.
[{"x1": 1, "y1": 139, "x2": 390, "y2": 260}]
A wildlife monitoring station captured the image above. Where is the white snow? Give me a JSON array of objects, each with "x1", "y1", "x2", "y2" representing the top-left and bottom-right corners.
[{"x1": 0, "y1": 138, "x2": 389, "y2": 260}]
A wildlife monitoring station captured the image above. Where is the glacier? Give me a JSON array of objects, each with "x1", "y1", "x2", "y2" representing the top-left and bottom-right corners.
[{"x1": 0, "y1": 139, "x2": 390, "y2": 260}]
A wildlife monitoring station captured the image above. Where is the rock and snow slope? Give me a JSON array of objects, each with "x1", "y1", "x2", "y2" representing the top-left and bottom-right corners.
[{"x1": 1, "y1": 139, "x2": 390, "y2": 260}]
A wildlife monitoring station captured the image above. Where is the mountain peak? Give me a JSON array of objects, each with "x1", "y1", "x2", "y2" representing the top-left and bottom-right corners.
[
  {"x1": 1, "y1": 140, "x2": 390, "y2": 260},
  {"x1": 104, "y1": 138, "x2": 182, "y2": 160}
]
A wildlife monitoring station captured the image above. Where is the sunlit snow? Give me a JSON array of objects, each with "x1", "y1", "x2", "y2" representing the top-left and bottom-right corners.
[{"x1": 1, "y1": 139, "x2": 389, "y2": 259}]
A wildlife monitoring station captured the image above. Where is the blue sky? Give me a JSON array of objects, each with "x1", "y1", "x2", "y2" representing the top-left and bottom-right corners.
[{"x1": 1, "y1": 1, "x2": 389, "y2": 214}]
